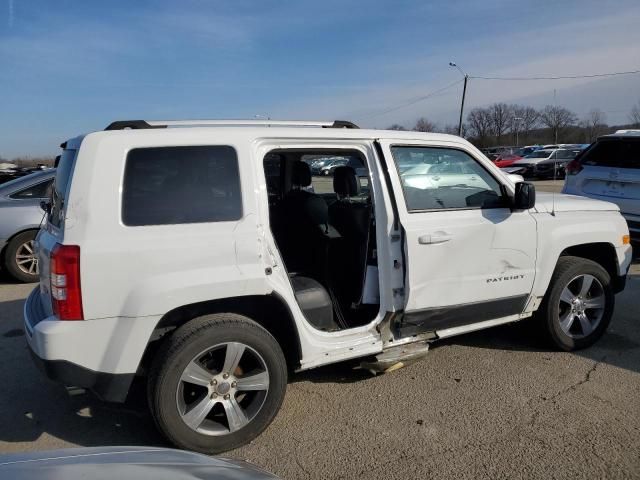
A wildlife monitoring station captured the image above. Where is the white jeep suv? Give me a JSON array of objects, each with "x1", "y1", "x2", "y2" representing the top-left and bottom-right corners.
[{"x1": 25, "y1": 119, "x2": 632, "y2": 453}]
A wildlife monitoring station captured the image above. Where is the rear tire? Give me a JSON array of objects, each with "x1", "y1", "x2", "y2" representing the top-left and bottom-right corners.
[
  {"x1": 538, "y1": 256, "x2": 614, "y2": 351},
  {"x1": 4, "y1": 230, "x2": 39, "y2": 283},
  {"x1": 148, "y1": 313, "x2": 287, "y2": 454}
]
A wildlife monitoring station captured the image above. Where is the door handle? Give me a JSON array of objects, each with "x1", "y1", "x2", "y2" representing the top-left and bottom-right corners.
[{"x1": 418, "y1": 232, "x2": 453, "y2": 245}]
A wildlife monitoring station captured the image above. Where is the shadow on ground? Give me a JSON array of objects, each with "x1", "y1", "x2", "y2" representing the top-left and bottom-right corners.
[
  {"x1": 1, "y1": 269, "x2": 638, "y2": 450},
  {"x1": 0, "y1": 297, "x2": 164, "y2": 448}
]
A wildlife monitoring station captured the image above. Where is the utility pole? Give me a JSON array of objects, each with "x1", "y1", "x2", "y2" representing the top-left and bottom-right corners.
[
  {"x1": 553, "y1": 89, "x2": 558, "y2": 144},
  {"x1": 449, "y1": 62, "x2": 468, "y2": 137},
  {"x1": 513, "y1": 116, "x2": 522, "y2": 146}
]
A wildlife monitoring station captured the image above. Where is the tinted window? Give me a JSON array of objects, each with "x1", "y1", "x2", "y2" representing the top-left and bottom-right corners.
[
  {"x1": 10, "y1": 179, "x2": 53, "y2": 199},
  {"x1": 49, "y1": 149, "x2": 77, "y2": 228},
  {"x1": 122, "y1": 146, "x2": 242, "y2": 226},
  {"x1": 582, "y1": 140, "x2": 640, "y2": 169},
  {"x1": 391, "y1": 146, "x2": 506, "y2": 211}
]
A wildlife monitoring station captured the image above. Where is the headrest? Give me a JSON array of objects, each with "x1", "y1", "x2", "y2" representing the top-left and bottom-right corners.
[
  {"x1": 333, "y1": 166, "x2": 360, "y2": 196},
  {"x1": 292, "y1": 162, "x2": 312, "y2": 187}
]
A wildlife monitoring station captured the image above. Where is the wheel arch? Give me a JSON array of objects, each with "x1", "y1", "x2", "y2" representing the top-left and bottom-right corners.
[
  {"x1": 559, "y1": 242, "x2": 619, "y2": 289},
  {"x1": 139, "y1": 294, "x2": 302, "y2": 376}
]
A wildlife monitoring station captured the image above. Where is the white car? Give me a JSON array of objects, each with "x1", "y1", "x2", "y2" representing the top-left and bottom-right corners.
[
  {"x1": 563, "y1": 130, "x2": 640, "y2": 242},
  {"x1": 24, "y1": 119, "x2": 632, "y2": 454}
]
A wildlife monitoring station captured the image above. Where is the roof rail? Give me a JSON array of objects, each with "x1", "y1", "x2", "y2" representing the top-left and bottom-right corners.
[
  {"x1": 104, "y1": 119, "x2": 359, "y2": 130},
  {"x1": 105, "y1": 120, "x2": 166, "y2": 130}
]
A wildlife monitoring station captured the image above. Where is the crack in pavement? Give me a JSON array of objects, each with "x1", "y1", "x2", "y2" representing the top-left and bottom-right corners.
[
  {"x1": 437, "y1": 356, "x2": 609, "y2": 462},
  {"x1": 525, "y1": 356, "x2": 606, "y2": 428},
  {"x1": 290, "y1": 435, "x2": 312, "y2": 479}
]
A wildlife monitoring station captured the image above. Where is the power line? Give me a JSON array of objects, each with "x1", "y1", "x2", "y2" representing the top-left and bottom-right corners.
[
  {"x1": 358, "y1": 79, "x2": 463, "y2": 120},
  {"x1": 471, "y1": 69, "x2": 640, "y2": 81}
]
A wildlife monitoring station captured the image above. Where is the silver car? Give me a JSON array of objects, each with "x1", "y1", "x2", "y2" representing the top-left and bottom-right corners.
[
  {"x1": 0, "y1": 446, "x2": 279, "y2": 479},
  {"x1": 0, "y1": 170, "x2": 54, "y2": 282}
]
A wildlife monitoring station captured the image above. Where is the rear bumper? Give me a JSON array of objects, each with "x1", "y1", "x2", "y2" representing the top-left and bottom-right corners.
[
  {"x1": 24, "y1": 288, "x2": 159, "y2": 403},
  {"x1": 28, "y1": 349, "x2": 134, "y2": 403}
]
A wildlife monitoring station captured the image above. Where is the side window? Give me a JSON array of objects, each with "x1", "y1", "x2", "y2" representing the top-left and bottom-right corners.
[
  {"x1": 10, "y1": 179, "x2": 53, "y2": 199},
  {"x1": 122, "y1": 146, "x2": 242, "y2": 226},
  {"x1": 390, "y1": 146, "x2": 506, "y2": 211}
]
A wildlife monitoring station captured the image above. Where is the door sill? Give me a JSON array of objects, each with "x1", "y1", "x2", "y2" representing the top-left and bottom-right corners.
[{"x1": 435, "y1": 313, "x2": 531, "y2": 339}]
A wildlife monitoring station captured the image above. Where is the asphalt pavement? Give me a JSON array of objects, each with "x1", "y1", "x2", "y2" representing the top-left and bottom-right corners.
[{"x1": 0, "y1": 180, "x2": 638, "y2": 479}]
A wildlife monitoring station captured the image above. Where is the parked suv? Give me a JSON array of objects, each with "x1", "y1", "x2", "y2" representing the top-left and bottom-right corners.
[
  {"x1": 533, "y1": 148, "x2": 581, "y2": 179},
  {"x1": 563, "y1": 130, "x2": 640, "y2": 242},
  {"x1": 25, "y1": 119, "x2": 632, "y2": 454}
]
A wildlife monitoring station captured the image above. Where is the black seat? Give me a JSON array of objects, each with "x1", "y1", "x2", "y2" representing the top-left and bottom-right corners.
[
  {"x1": 328, "y1": 166, "x2": 372, "y2": 307},
  {"x1": 276, "y1": 161, "x2": 347, "y2": 328},
  {"x1": 276, "y1": 162, "x2": 336, "y2": 274}
]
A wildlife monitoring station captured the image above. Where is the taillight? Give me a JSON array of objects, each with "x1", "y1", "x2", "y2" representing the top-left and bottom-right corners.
[
  {"x1": 50, "y1": 244, "x2": 83, "y2": 320},
  {"x1": 566, "y1": 159, "x2": 583, "y2": 175}
]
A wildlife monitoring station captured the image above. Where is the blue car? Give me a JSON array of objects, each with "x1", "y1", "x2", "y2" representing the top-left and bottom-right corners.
[{"x1": 0, "y1": 169, "x2": 54, "y2": 282}]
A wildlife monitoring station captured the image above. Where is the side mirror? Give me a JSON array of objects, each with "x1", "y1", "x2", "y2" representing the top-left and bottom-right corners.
[{"x1": 513, "y1": 182, "x2": 535, "y2": 210}]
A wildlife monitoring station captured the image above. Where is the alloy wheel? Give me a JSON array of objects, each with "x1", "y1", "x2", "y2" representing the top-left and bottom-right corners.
[
  {"x1": 558, "y1": 274, "x2": 606, "y2": 339},
  {"x1": 176, "y1": 342, "x2": 270, "y2": 436},
  {"x1": 15, "y1": 240, "x2": 38, "y2": 276}
]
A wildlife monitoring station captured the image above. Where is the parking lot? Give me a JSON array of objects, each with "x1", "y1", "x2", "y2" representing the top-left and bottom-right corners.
[{"x1": 1, "y1": 179, "x2": 638, "y2": 479}]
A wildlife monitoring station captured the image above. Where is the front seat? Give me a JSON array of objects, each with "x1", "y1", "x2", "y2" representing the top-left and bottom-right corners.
[{"x1": 328, "y1": 166, "x2": 372, "y2": 308}]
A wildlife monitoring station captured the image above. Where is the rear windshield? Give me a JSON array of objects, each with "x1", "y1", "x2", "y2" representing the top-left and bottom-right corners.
[
  {"x1": 48, "y1": 149, "x2": 77, "y2": 228},
  {"x1": 581, "y1": 139, "x2": 640, "y2": 169}
]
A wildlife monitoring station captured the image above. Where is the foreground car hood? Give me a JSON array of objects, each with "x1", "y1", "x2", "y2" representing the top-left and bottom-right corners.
[
  {"x1": 534, "y1": 192, "x2": 619, "y2": 213},
  {"x1": 0, "y1": 447, "x2": 278, "y2": 480}
]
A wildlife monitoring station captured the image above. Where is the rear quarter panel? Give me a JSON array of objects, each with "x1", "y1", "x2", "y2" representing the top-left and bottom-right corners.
[{"x1": 62, "y1": 131, "x2": 270, "y2": 320}]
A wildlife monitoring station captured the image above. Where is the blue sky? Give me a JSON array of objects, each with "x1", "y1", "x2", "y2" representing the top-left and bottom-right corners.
[{"x1": 1, "y1": 0, "x2": 640, "y2": 156}]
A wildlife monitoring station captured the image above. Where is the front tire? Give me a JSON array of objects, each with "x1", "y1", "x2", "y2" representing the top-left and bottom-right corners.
[
  {"x1": 4, "y1": 230, "x2": 39, "y2": 283},
  {"x1": 538, "y1": 256, "x2": 614, "y2": 351},
  {"x1": 148, "y1": 313, "x2": 287, "y2": 453}
]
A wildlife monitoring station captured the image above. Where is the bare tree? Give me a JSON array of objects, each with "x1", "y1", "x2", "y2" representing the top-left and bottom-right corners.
[
  {"x1": 581, "y1": 109, "x2": 608, "y2": 142},
  {"x1": 467, "y1": 108, "x2": 493, "y2": 144},
  {"x1": 413, "y1": 117, "x2": 436, "y2": 132},
  {"x1": 387, "y1": 124, "x2": 407, "y2": 131},
  {"x1": 539, "y1": 105, "x2": 577, "y2": 143},
  {"x1": 488, "y1": 103, "x2": 512, "y2": 143},
  {"x1": 510, "y1": 105, "x2": 539, "y2": 143},
  {"x1": 442, "y1": 123, "x2": 466, "y2": 136},
  {"x1": 630, "y1": 101, "x2": 640, "y2": 127}
]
